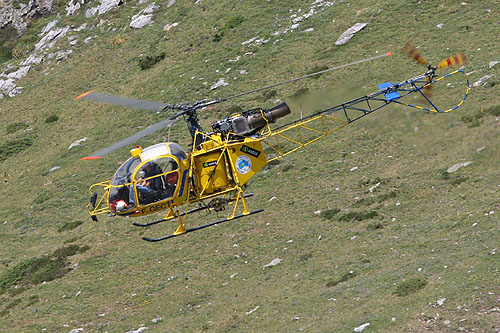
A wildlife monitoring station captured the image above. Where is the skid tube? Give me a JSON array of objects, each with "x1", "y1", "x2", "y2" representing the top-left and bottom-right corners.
[
  {"x1": 132, "y1": 193, "x2": 255, "y2": 227},
  {"x1": 142, "y1": 209, "x2": 264, "y2": 242}
]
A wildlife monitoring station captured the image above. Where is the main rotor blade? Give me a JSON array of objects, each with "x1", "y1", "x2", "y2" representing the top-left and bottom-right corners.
[
  {"x1": 218, "y1": 52, "x2": 393, "y2": 103},
  {"x1": 75, "y1": 90, "x2": 172, "y2": 112},
  {"x1": 81, "y1": 117, "x2": 176, "y2": 160}
]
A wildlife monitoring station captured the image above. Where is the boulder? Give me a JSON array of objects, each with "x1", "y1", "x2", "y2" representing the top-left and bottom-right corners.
[
  {"x1": 130, "y1": 3, "x2": 160, "y2": 29},
  {"x1": 335, "y1": 23, "x2": 367, "y2": 45}
]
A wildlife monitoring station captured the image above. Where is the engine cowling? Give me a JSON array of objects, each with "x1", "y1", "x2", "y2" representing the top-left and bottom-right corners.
[{"x1": 212, "y1": 102, "x2": 291, "y2": 136}]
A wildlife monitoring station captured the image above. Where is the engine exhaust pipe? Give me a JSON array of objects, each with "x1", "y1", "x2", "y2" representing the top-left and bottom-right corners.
[{"x1": 248, "y1": 102, "x2": 291, "y2": 128}]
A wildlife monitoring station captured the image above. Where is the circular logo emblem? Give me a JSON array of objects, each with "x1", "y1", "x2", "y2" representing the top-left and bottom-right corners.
[{"x1": 235, "y1": 155, "x2": 252, "y2": 174}]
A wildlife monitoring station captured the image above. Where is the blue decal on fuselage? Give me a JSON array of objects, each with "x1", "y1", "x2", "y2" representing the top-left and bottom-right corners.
[{"x1": 178, "y1": 169, "x2": 189, "y2": 197}]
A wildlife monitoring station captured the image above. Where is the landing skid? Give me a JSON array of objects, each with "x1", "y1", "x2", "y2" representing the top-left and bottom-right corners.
[
  {"x1": 132, "y1": 193, "x2": 255, "y2": 227},
  {"x1": 142, "y1": 209, "x2": 264, "y2": 242}
]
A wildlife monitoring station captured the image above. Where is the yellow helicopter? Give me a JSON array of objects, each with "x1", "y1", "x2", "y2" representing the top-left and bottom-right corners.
[{"x1": 77, "y1": 48, "x2": 469, "y2": 242}]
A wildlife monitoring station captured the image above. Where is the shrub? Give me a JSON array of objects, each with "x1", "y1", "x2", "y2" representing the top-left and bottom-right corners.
[
  {"x1": 44, "y1": 115, "x2": 59, "y2": 123},
  {"x1": 57, "y1": 221, "x2": 84, "y2": 233},
  {"x1": 138, "y1": 52, "x2": 166, "y2": 70},
  {"x1": 0, "y1": 137, "x2": 33, "y2": 162},
  {"x1": 5, "y1": 122, "x2": 30, "y2": 134},
  {"x1": 326, "y1": 271, "x2": 356, "y2": 287},
  {"x1": 320, "y1": 208, "x2": 340, "y2": 220},
  {"x1": 394, "y1": 278, "x2": 427, "y2": 296}
]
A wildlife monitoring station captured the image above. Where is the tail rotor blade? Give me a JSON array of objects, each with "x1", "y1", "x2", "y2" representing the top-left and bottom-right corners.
[
  {"x1": 437, "y1": 53, "x2": 466, "y2": 69},
  {"x1": 402, "y1": 42, "x2": 428, "y2": 66}
]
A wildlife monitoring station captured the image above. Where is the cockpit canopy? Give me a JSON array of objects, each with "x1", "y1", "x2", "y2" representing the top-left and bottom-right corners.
[{"x1": 109, "y1": 143, "x2": 187, "y2": 212}]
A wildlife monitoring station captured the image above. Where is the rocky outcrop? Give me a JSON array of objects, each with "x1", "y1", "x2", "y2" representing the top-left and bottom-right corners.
[{"x1": 0, "y1": 0, "x2": 54, "y2": 35}]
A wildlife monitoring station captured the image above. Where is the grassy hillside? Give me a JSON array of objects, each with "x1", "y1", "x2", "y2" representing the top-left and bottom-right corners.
[{"x1": 0, "y1": 0, "x2": 498, "y2": 331}]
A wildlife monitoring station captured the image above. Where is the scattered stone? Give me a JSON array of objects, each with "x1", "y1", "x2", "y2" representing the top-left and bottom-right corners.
[
  {"x1": 152, "y1": 317, "x2": 162, "y2": 323},
  {"x1": 436, "y1": 298, "x2": 447, "y2": 306},
  {"x1": 489, "y1": 61, "x2": 499, "y2": 68},
  {"x1": 269, "y1": 196, "x2": 277, "y2": 202},
  {"x1": 167, "y1": 0, "x2": 176, "y2": 7},
  {"x1": 314, "y1": 210, "x2": 321, "y2": 215},
  {"x1": 354, "y1": 323, "x2": 370, "y2": 332},
  {"x1": 66, "y1": 0, "x2": 84, "y2": 16},
  {"x1": 210, "y1": 78, "x2": 228, "y2": 90},
  {"x1": 164, "y1": 22, "x2": 179, "y2": 31},
  {"x1": 69, "y1": 329, "x2": 83, "y2": 333},
  {"x1": 126, "y1": 327, "x2": 148, "y2": 333},
  {"x1": 21, "y1": 54, "x2": 44, "y2": 66},
  {"x1": 476, "y1": 147, "x2": 486, "y2": 153},
  {"x1": 75, "y1": 290, "x2": 81, "y2": 297},
  {"x1": 246, "y1": 305, "x2": 259, "y2": 315},
  {"x1": 34, "y1": 26, "x2": 71, "y2": 51},
  {"x1": 241, "y1": 36, "x2": 269, "y2": 46},
  {"x1": 7, "y1": 66, "x2": 30, "y2": 80},
  {"x1": 263, "y1": 258, "x2": 282, "y2": 269},
  {"x1": 350, "y1": 166, "x2": 358, "y2": 171},
  {"x1": 335, "y1": 23, "x2": 367, "y2": 45},
  {"x1": 0, "y1": 79, "x2": 18, "y2": 96},
  {"x1": 98, "y1": 0, "x2": 123, "y2": 15},
  {"x1": 436, "y1": 23, "x2": 444, "y2": 28},
  {"x1": 369, "y1": 182, "x2": 380, "y2": 193},
  {"x1": 49, "y1": 166, "x2": 61, "y2": 172},
  {"x1": 85, "y1": 7, "x2": 98, "y2": 17},
  {"x1": 68, "y1": 137, "x2": 88, "y2": 149},
  {"x1": 472, "y1": 75, "x2": 493, "y2": 87},
  {"x1": 130, "y1": 2, "x2": 160, "y2": 29},
  {"x1": 40, "y1": 20, "x2": 58, "y2": 36},
  {"x1": 444, "y1": 319, "x2": 451, "y2": 325},
  {"x1": 447, "y1": 161, "x2": 472, "y2": 173}
]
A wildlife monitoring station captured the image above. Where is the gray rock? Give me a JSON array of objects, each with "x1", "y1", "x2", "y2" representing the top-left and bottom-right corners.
[
  {"x1": 66, "y1": 0, "x2": 84, "y2": 16},
  {"x1": 210, "y1": 78, "x2": 228, "y2": 90},
  {"x1": 0, "y1": 0, "x2": 54, "y2": 35},
  {"x1": 68, "y1": 137, "x2": 88, "y2": 149},
  {"x1": 447, "y1": 161, "x2": 472, "y2": 173},
  {"x1": 167, "y1": 0, "x2": 176, "y2": 7},
  {"x1": 34, "y1": 26, "x2": 71, "y2": 51},
  {"x1": 7, "y1": 66, "x2": 30, "y2": 80},
  {"x1": 472, "y1": 75, "x2": 493, "y2": 87},
  {"x1": 263, "y1": 258, "x2": 282, "y2": 269},
  {"x1": 85, "y1": 6, "x2": 98, "y2": 17},
  {"x1": 0, "y1": 79, "x2": 17, "y2": 96},
  {"x1": 130, "y1": 3, "x2": 159, "y2": 29},
  {"x1": 98, "y1": 0, "x2": 122, "y2": 15},
  {"x1": 489, "y1": 61, "x2": 499, "y2": 68},
  {"x1": 39, "y1": 19, "x2": 58, "y2": 36},
  {"x1": 130, "y1": 14, "x2": 154, "y2": 29},
  {"x1": 335, "y1": 23, "x2": 367, "y2": 45},
  {"x1": 21, "y1": 54, "x2": 44, "y2": 65}
]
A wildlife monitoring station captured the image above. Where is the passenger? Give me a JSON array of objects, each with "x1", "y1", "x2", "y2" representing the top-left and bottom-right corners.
[{"x1": 129, "y1": 162, "x2": 163, "y2": 205}]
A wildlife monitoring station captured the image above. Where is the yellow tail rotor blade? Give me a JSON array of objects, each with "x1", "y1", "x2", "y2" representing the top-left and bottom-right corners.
[
  {"x1": 437, "y1": 53, "x2": 467, "y2": 69},
  {"x1": 402, "y1": 42, "x2": 428, "y2": 66}
]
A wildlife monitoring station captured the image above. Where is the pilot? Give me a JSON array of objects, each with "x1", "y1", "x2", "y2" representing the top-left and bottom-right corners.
[{"x1": 129, "y1": 162, "x2": 163, "y2": 205}]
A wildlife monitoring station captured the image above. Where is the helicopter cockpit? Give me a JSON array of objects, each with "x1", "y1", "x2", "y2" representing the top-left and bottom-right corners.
[{"x1": 108, "y1": 143, "x2": 187, "y2": 213}]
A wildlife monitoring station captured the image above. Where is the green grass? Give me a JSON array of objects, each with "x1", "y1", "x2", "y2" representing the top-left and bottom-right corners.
[{"x1": 0, "y1": 0, "x2": 499, "y2": 331}]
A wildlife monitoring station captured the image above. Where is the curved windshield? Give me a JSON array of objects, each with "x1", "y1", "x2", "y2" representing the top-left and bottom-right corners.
[
  {"x1": 109, "y1": 157, "x2": 141, "y2": 212},
  {"x1": 169, "y1": 143, "x2": 187, "y2": 161}
]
